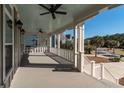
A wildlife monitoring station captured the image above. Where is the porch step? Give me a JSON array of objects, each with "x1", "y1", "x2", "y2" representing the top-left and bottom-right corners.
[{"x1": 53, "y1": 67, "x2": 78, "y2": 72}]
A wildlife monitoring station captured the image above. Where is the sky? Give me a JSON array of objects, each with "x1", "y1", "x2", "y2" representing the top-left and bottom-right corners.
[
  {"x1": 64, "y1": 5, "x2": 124, "y2": 39},
  {"x1": 85, "y1": 5, "x2": 124, "y2": 38}
]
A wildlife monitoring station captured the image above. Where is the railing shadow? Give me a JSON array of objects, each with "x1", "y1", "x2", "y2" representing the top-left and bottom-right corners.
[
  {"x1": 20, "y1": 52, "x2": 78, "y2": 72},
  {"x1": 44, "y1": 52, "x2": 73, "y2": 65}
]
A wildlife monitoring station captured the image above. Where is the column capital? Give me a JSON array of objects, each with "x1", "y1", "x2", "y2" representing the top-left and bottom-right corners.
[
  {"x1": 75, "y1": 25, "x2": 80, "y2": 30},
  {"x1": 78, "y1": 22, "x2": 84, "y2": 26},
  {"x1": 75, "y1": 23, "x2": 84, "y2": 30}
]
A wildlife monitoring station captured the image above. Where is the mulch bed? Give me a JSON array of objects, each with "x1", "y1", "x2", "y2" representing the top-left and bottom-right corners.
[
  {"x1": 87, "y1": 56, "x2": 110, "y2": 63},
  {"x1": 119, "y1": 77, "x2": 124, "y2": 86},
  {"x1": 87, "y1": 56, "x2": 124, "y2": 86}
]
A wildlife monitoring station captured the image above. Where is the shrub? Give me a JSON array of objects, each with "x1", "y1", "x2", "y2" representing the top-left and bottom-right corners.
[
  {"x1": 84, "y1": 46, "x2": 93, "y2": 54},
  {"x1": 109, "y1": 57, "x2": 120, "y2": 62}
]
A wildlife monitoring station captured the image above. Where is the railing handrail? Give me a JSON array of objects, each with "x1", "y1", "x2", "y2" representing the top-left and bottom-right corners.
[
  {"x1": 50, "y1": 48, "x2": 74, "y2": 62},
  {"x1": 84, "y1": 56, "x2": 92, "y2": 64},
  {"x1": 51, "y1": 47, "x2": 73, "y2": 51},
  {"x1": 24, "y1": 46, "x2": 48, "y2": 53}
]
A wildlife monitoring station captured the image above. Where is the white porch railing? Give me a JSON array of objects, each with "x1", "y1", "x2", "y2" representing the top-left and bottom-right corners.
[
  {"x1": 50, "y1": 48, "x2": 57, "y2": 54},
  {"x1": 104, "y1": 66, "x2": 119, "y2": 84},
  {"x1": 91, "y1": 62, "x2": 104, "y2": 80},
  {"x1": 84, "y1": 56, "x2": 119, "y2": 84},
  {"x1": 24, "y1": 46, "x2": 48, "y2": 54},
  {"x1": 51, "y1": 48, "x2": 74, "y2": 63},
  {"x1": 25, "y1": 46, "x2": 119, "y2": 84},
  {"x1": 84, "y1": 57, "x2": 104, "y2": 80},
  {"x1": 84, "y1": 56, "x2": 92, "y2": 75}
]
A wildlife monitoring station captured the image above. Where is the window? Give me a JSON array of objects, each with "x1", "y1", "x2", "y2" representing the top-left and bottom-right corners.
[
  {"x1": 5, "y1": 45, "x2": 12, "y2": 75},
  {"x1": 5, "y1": 14, "x2": 12, "y2": 43}
]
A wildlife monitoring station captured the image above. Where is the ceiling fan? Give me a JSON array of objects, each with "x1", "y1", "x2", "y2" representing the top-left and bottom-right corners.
[{"x1": 38, "y1": 4, "x2": 67, "y2": 19}]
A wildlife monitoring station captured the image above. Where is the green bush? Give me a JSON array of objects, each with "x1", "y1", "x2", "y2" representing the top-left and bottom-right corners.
[
  {"x1": 84, "y1": 46, "x2": 93, "y2": 54},
  {"x1": 109, "y1": 57, "x2": 120, "y2": 62}
]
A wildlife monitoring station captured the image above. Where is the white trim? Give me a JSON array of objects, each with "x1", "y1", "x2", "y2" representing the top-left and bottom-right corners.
[
  {"x1": 12, "y1": 5, "x2": 15, "y2": 72},
  {"x1": 4, "y1": 5, "x2": 13, "y2": 20},
  {"x1": 3, "y1": 11, "x2": 5, "y2": 80},
  {"x1": 74, "y1": 26, "x2": 78, "y2": 68},
  {"x1": 2, "y1": 4, "x2": 14, "y2": 81},
  {"x1": 12, "y1": 4, "x2": 18, "y2": 12},
  {"x1": 4, "y1": 43, "x2": 13, "y2": 45},
  {"x1": 3, "y1": 68, "x2": 13, "y2": 84},
  {"x1": 49, "y1": 36, "x2": 52, "y2": 52},
  {"x1": 54, "y1": 34, "x2": 57, "y2": 48}
]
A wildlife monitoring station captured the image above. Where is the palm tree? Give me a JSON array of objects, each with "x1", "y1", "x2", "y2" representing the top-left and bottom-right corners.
[
  {"x1": 107, "y1": 40, "x2": 120, "y2": 54},
  {"x1": 84, "y1": 40, "x2": 93, "y2": 54},
  {"x1": 90, "y1": 36, "x2": 104, "y2": 57}
]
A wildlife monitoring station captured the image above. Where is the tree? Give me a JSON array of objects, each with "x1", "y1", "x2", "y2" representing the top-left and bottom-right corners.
[
  {"x1": 84, "y1": 40, "x2": 93, "y2": 54},
  {"x1": 107, "y1": 40, "x2": 120, "y2": 54},
  {"x1": 90, "y1": 36, "x2": 104, "y2": 57}
]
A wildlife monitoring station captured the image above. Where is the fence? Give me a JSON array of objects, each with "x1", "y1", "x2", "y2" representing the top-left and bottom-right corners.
[
  {"x1": 23, "y1": 46, "x2": 48, "y2": 54},
  {"x1": 84, "y1": 56, "x2": 92, "y2": 75},
  {"x1": 84, "y1": 57, "x2": 104, "y2": 80},
  {"x1": 84, "y1": 56, "x2": 119, "y2": 84},
  {"x1": 51, "y1": 48, "x2": 74, "y2": 63},
  {"x1": 32, "y1": 47, "x2": 119, "y2": 84}
]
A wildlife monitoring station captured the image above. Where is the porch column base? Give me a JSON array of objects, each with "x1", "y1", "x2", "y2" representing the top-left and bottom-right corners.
[{"x1": 77, "y1": 52, "x2": 84, "y2": 72}]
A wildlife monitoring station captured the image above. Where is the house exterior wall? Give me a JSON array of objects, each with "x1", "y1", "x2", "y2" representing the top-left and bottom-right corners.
[
  {"x1": 0, "y1": 4, "x2": 3, "y2": 87},
  {"x1": 13, "y1": 7, "x2": 21, "y2": 73},
  {"x1": 0, "y1": 4, "x2": 21, "y2": 88}
]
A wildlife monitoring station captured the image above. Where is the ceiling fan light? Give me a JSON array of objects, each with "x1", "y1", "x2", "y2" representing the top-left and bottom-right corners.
[
  {"x1": 39, "y1": 29, "x2": 43, "y2": 33},
  {"x1": 21, "y1": 28, "x2": 25, "y2": 35}
]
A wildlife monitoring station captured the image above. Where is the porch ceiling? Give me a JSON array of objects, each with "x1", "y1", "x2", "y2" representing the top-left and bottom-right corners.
[{"x1": 16, "y1": 4, "x2": 119, "y2": 34}]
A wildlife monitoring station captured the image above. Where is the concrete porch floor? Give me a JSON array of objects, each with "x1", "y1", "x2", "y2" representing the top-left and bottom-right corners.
[{"x1": 10, "y1": 53, "x2": 122, "y2": 88}]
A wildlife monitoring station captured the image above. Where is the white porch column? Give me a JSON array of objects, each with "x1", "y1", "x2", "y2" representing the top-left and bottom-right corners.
[
  {"x1": 77, "y1": 23, "x2": 85, "y2": 72},
  {"x1": 49, "y1": 35, "x2": 52, "y2": 52},
  {"x1": 21, "y1": 34, "x2": 25, "y2": 54},
  {"x1": 57, "y1": 34, "x2": 60, "y2": 55},
  {"x1": 74, "y1": 26, "x2": 78, "y2": 68},
  {"x1": 54, "y1": 34, "x2": 57, "y2": 48},
  {"x1": 39, "y1": 34, "x2": 42, "y2": 46},
  {"x1": 0, "y1": 5, "x2": 3, "y2": 86}
]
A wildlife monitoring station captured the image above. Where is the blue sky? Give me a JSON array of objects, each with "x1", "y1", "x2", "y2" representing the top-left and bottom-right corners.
[
  {"x1": 85, "y1": 5, "x2": 124, "y2": 38},
  {"x1": 64, "y1": 5, "x2": 124, "y2": 39}
]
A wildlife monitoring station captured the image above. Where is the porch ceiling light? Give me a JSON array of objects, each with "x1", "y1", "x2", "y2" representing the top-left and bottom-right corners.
[
  {"x1": 7, "y1": 19, "x2": 12, "y2": 28},
  {"x1": 21, "y1": 29, "x2": 25, "y2": 35},
  {"x1": 39, "y1": 29, "x2": 43, "y2": 33},
  {"x1": 16, "y1": 20, "x2": 23, "y2": 29}
]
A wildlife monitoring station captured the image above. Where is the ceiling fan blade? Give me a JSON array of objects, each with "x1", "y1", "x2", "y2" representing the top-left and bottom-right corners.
[
  {"x1": 55, "y1": 11, "x2": 67, "y2": 15},
  {"x1": 54, "y1": 4, "x2": 62, "y2": 11},
  {"x1": 40, "y1": 12, "x2": 50, "y2": 15},
  {"x1": 38, "y1": 4, "x2": 50, "y2": 11},
  {"x1": 52, "y1": 13, "x2": 56, "y2": 19}
]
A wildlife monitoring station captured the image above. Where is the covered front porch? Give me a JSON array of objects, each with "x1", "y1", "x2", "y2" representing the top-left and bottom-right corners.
[{"x1": 0, "y1": 4, "x2": 123, "y2": 88}]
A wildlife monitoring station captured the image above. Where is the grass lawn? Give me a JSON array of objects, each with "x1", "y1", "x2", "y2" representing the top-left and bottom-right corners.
[{"x1": 109, "y1": 48, "x2": 124, "y2": 55}]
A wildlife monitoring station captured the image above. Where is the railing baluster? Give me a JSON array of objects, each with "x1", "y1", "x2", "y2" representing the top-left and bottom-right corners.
[{"x1": 91, "y1": 61, "x2": 95, "y2": 77}]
